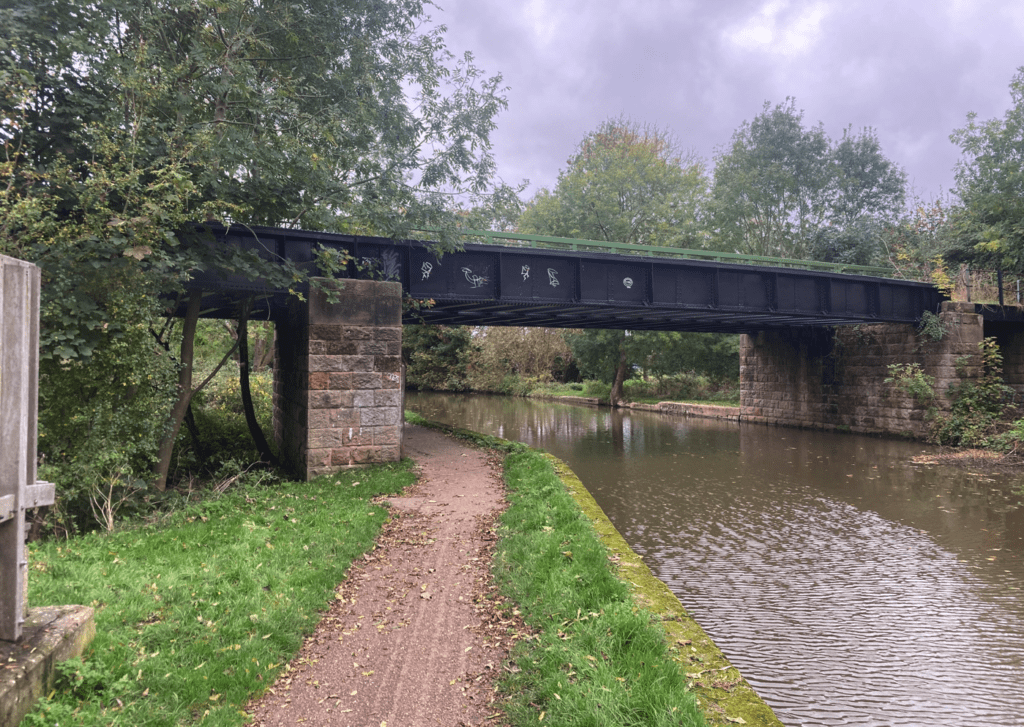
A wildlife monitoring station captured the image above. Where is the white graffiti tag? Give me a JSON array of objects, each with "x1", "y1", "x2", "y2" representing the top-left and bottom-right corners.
[
  {"x1": 462, "y1": 267, "x2": 488, "y2": 288},
  {"x1": 521, "y1": 265, "x2": 530, "y2": 281},
  {"x1": 421, "y1": 262, "x2": 433, "y2": 280},
  {"x1": 547, "y1": 268, "x2": 560, "y2": 287}
]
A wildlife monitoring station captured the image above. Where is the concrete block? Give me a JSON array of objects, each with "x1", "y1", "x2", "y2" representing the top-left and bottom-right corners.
[
  {"x1": 0, "y1": 606, "x2": 96, "y2": 727},
  {"x1": 373, "y1": 426, "x2": 401, "y2": 445},
  {"x1": 358, "y1": 341, "x2": 388, "y2": 355},
  {"x1": 307, "y1": 429, "x2": 345, "y2": 449},
  {"x1": 348, "y1": 372, "x2": 383, "y2": 389},
  {"x1": 374, "y1": 356, "x2": 402, "y2": 374},
  {"x1": 374, "y1": 390, "x2": 402, "y2": 407},
  {"x1": 308, "y1": 372, "x2": 330, "y2": 390},
  {"x1": 309, "y1": 324, "x2": 343, "y2": 342},
  {"x1": 308, "y1": 391, "x2": 349, "y2": 409}
]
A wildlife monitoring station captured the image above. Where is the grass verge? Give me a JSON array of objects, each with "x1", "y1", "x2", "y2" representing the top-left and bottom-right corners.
[
  {"x1": 412, "y1": 414, "x2": 779, "y2": 727},
  {"x1": 25, "y1": 462, "x2": 415, "y2": 727},
  {"x1": 494, "y1": 449, "x2": 708, "y2": 726}
]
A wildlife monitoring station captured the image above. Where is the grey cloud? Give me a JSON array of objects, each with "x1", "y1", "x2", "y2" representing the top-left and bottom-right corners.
[{"x1": 435, "y1": 0, "x2": 1023, "y2": 202}]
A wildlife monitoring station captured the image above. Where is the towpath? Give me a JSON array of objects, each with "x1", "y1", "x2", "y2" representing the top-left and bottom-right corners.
[{"x1": 248, "y1": 425, "x2": 512, "y2": 727}]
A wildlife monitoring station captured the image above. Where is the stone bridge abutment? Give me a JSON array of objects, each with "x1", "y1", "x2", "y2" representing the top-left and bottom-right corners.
[
  {"x1": 271, "y1": 289, "x2": 1024, "y2": 481},
  {"x1": 739, "y1": 301, "x2": 1024, "y2": 439},
  {"x1": 274, "y1": 279, "x2": 404, "y2": 479}
]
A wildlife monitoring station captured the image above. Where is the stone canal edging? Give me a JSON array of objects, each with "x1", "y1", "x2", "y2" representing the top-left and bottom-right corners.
[
  {"x1": 531, "y1": 394, "x2": 742, "y2": 422},
  {"x1": 543, "y1": 453, "x2": 783, "y2": 727}
]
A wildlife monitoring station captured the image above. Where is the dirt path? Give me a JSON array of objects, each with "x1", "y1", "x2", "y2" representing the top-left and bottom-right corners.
[{"x1": 248, "y1": 425, "x2": 510, "y2": 727}]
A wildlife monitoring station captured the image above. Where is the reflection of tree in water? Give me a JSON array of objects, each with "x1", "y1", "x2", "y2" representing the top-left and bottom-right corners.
[{"x1": 737, "y1": 423, "x2": 1024, "y2": 553}]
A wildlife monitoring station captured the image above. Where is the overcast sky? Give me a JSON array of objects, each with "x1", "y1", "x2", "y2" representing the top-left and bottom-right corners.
[{"x1": 430, "y1": 0, "x2": 1023, "y2": 206}]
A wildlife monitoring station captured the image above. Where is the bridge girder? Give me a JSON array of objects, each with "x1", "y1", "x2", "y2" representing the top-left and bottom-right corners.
[{"x1": 183, "y1": 225, "x2": 945, "y2": 332}]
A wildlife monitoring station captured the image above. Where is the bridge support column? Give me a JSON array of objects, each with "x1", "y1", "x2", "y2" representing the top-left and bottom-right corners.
[
  {"x1": 740, "y1": 302, "x2": 984, "y2": 439},
  {"x1": 274, "y1": 279, "x2": 403, "y2": 480}
]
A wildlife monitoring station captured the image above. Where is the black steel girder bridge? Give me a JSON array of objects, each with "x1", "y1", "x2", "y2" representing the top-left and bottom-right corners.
[{"x1": 186, "y1": 225, "x2": 945, "y2": 332}]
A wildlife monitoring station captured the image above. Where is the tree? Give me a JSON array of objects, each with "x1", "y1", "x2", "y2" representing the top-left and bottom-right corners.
[
  {"x1": 1, "y1": 0, "x2": 509, "y2": 489},
  {"x1": 468, "y1": 327, "x2": 576, "y2": 391},
  {"x1": 402, "y1": 325, "x2": 475, "y2": 391},
  {"x1": 710, "y1": 99, "x2": 906, "y2": 260},
  {"x1": 516, "y1": 117, "x2": 710, "y2": 405},
  {"x1": 949, "y1": 67, "x2": 1024, "y2": 273},
  {"x1": 518, "y1": 116, "x2": 708, "y2": 247}
]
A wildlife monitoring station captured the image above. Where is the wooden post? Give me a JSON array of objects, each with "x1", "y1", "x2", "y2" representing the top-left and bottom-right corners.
[{"x1": 0, "y1": 255, "x2": 54, "y2": 642}]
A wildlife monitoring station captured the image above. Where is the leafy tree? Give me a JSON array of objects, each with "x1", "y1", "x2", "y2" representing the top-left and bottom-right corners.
[
  {"x1": 829, "y1": 127, "x2": 907, "y2": 228},
  {"x1": 1, "y1": 0, "x2": 508, "y2": 489},
  {"x1": 949, "y1": 67, "x2": 1024, "y2": 273},
  {"x1": 468, "y1": 327, "x2": 576, "y2": 391},
  {"x1": 402, "y1": 325, "x2": 475, "y2": 391},
  {"x1": 518, "y1": 116, "x2": 708, "y2": 247},
  {"x1": 516, "y1": 117, "x2": 711, "y2": 404},
  {"x1": 710, "y1": 99, "x2": 906, "y2": 260}
]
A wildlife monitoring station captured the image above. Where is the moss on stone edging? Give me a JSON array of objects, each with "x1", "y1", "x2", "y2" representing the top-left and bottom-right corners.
[
  {"x1": 404, "y1": 415, "x2": 782, "y2": 726},
  {"x1": 544, "y1": 454, "x2": 783, "y2": 727}
]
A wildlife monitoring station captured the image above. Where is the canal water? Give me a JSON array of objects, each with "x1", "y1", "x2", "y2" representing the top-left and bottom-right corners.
[{"x1": 407, "y1": 391, "x2": 1024, "y2": 727}]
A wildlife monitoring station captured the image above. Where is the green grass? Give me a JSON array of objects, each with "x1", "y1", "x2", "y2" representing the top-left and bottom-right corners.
[
  {"x1": 494, "y1": 448, "x2": 707, "y2": 726},
  {"x1": 25, "y1": 462, "x2": 415, "y2": 727}
]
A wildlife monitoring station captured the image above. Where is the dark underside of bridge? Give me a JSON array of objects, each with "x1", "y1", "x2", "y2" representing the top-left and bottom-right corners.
[{"x1": 184, "y1": 225, "x2": 945, "y2": 333}]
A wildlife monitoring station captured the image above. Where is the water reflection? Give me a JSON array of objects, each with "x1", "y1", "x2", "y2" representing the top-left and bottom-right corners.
[{"x1": 408, "y1": 392, "x2": 1024, "y2": 727}]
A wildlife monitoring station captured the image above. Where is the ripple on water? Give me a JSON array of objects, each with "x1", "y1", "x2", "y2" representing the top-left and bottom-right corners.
[
  {"x1": 649, "y1": 491, "x2": 1024, "y2": 726},
  {"x1": 407, "y1": 393, "x2": 1024, "y2": 727}
]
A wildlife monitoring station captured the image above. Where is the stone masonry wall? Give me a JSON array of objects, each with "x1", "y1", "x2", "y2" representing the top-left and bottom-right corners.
[
  {"x1": 740, "y1": 301, "x2": 984, "y2": 439},
  {"x1": 274, "y1": 279, "x2": 403, "y2": 480}
]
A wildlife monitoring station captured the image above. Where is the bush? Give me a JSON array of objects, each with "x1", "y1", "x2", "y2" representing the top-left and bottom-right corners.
[
  {"x1": 169, "y1": 366, "x2": 277, "y2": 486},
  {"x1": 582, "y1": 380, "x2": 612, "y2": 401}
]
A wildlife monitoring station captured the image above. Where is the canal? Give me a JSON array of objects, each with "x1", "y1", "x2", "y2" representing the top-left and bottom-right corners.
[{"x1": 407, "y1": 391, "x2": 1024, "y2": 727}]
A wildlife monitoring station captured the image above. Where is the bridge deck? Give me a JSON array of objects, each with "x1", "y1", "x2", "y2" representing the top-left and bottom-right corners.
[{"x1": 185, "y1": 225, "x2": 945, "y2": 332}]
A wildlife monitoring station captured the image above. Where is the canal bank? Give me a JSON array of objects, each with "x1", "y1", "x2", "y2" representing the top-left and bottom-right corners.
[
  {"x1": 412, "y1": 415, "x2": 781, "y2": 726},
  {"x1": 530, "y1": 393, "x2": 743, "y2": 424},
  {"x1": 408, "y1": 391, "x2": 1024, "y2": 727}
]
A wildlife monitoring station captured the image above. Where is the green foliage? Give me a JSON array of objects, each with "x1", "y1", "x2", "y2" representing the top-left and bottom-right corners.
[
  {"x1": 808, "y1": 216, "x2": 886, "y2": 266},
  {"x1": 950, "y1": 66, "x2": 1024, "y2": 273},
  {"x1": 932, "y1": 338, "x2": 1014, "y2": 447},
  {"x1": 622, "y1": 373, "x2": 739, "y2": 404},
  {"x1": 884, "y1": 363, "x2": 936, "y2": 407},
  {"x1": 518, "y1": 116, "x2": 708, "y2": 247},
  {"x1": 467, "y1": 326, "x2": 577, "y2": 391},
  {"x1": 25, "y1": 464, "x2": 415, "y2": 727},
  {"x1": 495, "y1": 449, "x2": 705, "y2": 727},
  {"x1": 879, "y1": 198, "x2": 957, "y2": 289},
  {"x1": 710, "y1": 99, "x2": 906, "y2": 260},
  {"x1": 916, "y1": 311, "x2": 948, "y2": 342},
  {"x1": 2, "y1": 0, "x2": 508, "y2": 487},
  {"x1": 170, "y1": 367, "x2": 277, "y2": 486},
  {"x1": 403, "y1": 325, "x2": 476, "y2": 391},
  {"x1": 564, "y1": 330, "x2": 738, "y2": 384}
]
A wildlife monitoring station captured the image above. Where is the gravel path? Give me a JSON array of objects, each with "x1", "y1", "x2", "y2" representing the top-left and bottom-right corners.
[{"x1": 248, "y1": 425, "x2": 512, "y2": 727}]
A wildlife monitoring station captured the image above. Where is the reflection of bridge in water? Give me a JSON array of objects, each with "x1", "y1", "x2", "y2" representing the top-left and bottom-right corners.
[{"x1": 188, "y1": 225, "x2": 944, "y2": 332}]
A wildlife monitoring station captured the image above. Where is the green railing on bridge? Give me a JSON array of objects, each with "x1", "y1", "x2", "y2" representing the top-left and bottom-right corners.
[{"x1": 428, "y1": 228, "x2": 898, "y2": 279}]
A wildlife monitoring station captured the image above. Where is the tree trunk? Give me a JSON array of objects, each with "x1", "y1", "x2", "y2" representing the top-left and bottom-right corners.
[
  {"x1": 252, "y1": 325, "x2": 276, "y2": 371},
  {"x1": 237, "y1": 303, "x2": 280, "y2": 467},
  {"x1": 609, "y1": 333, "x2": 628, "y2": 407},
  {"x1": 153, "y1": 291, "x2": 203, "y2": 491}
]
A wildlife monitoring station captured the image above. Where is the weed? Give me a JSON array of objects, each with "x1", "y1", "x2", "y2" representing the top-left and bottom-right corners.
[
  {"x1": 916, "y1": 310, "x2": 947, "y2": 342},
  {"x1": 884, "y1": 363, "x2": 936, "y2": 407},
  {"x1": 932, "y1": 338, "x2": 1014, "y2": 447}
]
